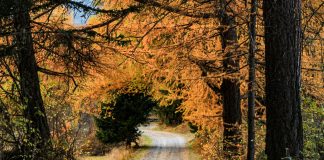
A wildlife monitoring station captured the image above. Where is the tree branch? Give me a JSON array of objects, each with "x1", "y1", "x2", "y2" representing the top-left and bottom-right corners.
[
  {"x1": 37, "y1": 66, "x2": 79, "y2": 91},
  {"x1": 0, "y1": 45, "x2": 15, "y2": 58},
  {"x1": 134, "y1": 0, "x2": 217, "y2": 18}
]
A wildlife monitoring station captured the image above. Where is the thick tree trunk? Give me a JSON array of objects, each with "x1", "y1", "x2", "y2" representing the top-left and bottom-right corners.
[
  {"x1": 218, "y1": 0, "x2": 242, "y2": 157},
  {"x1": 13, "y1": 0, "x2": 51, "y2": 152},
  {"x1": 263, "y1": 0, "x2": 303, "y2": 159}
]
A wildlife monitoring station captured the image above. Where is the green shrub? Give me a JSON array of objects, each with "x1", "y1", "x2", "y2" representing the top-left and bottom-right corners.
[
  {"x1": 95, "y1": 92, "x2": 156, "y2": 147},
  {"x1": 302, "y1": 97, "x2": 324, "y2": 159}
]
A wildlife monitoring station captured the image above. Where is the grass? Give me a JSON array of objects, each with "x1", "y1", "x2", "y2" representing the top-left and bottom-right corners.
[
  {"x1": 141, "y1": 135, "x2": 153, "y2": 146},
  {"x1": 131, "y1": 135, "x2": 153, "y2": 160},
  {"x1": 78, "y1": 135, "x2": 153, "y2": 160},
  {"x1": 77, "y1": 146, "x2": 133, "y2": 160},
  {"x1": 187, "y1": 139, "x2": 202, "y2": 160}
]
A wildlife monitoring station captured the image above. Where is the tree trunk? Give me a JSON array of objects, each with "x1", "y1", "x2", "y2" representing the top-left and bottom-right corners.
[
  {"x1": 13, "y1": 0, "x2": 51, "y2": 153},
  {"x1": 263, "y1": 0, "x2": 303, "y2": 159},
  {"x1": 221, "y1": 79, "x2": 241, "y2": 156},
  {"x1": 218, "y1": 0, "x2": 242, "y2": 157},
  {"x1": 247, "y1": 0, "x2": 257, "y2": 159}
]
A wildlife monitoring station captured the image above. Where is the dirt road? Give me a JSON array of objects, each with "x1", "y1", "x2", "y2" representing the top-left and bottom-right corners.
[{"x1": 139, "y1": 127, "x2": 189, "y2": 160}]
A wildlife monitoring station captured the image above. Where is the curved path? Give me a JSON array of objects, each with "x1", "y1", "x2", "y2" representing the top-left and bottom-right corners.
[{"x1": 139, "y1": 127, "x2": 189, "y2": 160}]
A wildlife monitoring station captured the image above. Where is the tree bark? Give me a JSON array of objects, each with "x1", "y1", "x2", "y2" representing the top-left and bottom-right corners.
[
  {"x1": 221, "y1": 79, "x2": 242, "y2": 157},
  {"x1": 247, "y1": 0, "x2": 257, "y2": 159},
  {"x1": 218, "y1": 0, "x2": 242, "y2": 157},
  {"x1": 13, "y1": 0, "x2": 51, "y2": 152},
  {"x1": 263, "y1": 0, "x2": 303, "y2": 159}
]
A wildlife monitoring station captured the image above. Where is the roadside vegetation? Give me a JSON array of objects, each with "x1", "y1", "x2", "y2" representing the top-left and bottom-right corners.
[{"x1": 79, "y1": 135, "x2": 152, "y2": 160}]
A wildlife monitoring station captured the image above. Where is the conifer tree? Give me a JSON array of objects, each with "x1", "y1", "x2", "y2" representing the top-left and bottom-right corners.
[
  {"x1": 0, "y1": 0, "x2": 141, "y2": 157},
  {"x1": 96, "y1": 92, "x2": 156, "y2": 147}
]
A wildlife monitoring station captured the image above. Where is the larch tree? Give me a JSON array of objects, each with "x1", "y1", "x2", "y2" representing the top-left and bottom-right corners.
[
  {"x1": 133, "y1": 0, "x2": 244, "y2": 156},
  {"x1": 0, "y1": 0, "x2": 141, "y2": 157},
  {"x1": 217, "y1": 0, "x2": 242, "y2": 156},
  {"x1": 263, "y1": 0, "x2": 303, "y2": 159},
  {"x1": 247, "y1": 0, "x2": 258, "y2": 159},
  {"x1": 12, "y1": 0, "x2": 51, "y2": 154}
]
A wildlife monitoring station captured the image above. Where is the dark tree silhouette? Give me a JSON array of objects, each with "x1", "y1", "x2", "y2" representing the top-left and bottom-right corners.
[
  {"x1": 218, "y1": 0, "x2": 242, "y2": 156},
  {"x1": 96, "y1": 92, "x2": 156, "y2": 147},
  {"x1": 247, "y1": 0, "x2": 258, "y2": 159}
]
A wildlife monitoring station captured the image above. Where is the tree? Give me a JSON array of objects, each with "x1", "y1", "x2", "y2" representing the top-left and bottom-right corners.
[
  {"x1": 247, "y1": 0, "x2": 258, "y2": 159},
  {"x1": 155, "y1": 99, "x2": 183, "y2": 126},
  {"x1": 217, "y1": 0, "x2": 242, "y2": 156},
  {"x1": 12, "y1": 0, "x2": 51, "y2": 154},
  {"x1": 133, "y1": 0, "x2": 243, "y2": 156},
  {"x1": 0, "y1": 0, "x2": 142, "y2": 157},
  {"x1": 263, "y1": 0, "x2": 303, "y2": 159},
  {"x1": 95, "y1": 91, "x2": 156, "y2": 147}
]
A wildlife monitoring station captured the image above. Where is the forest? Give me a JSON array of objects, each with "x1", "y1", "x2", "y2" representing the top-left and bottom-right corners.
[{"x1": 0, "y1": 0, "x2": 323, "y2": 160}]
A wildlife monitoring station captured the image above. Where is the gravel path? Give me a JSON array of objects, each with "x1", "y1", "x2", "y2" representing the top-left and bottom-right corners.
[{"x1": 139, "y1": 127, "x2": 189, "y2": 160}]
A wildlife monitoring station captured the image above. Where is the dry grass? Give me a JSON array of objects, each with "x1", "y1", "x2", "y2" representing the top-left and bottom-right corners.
[
  {"x1": 131, "y1": 135, "x2": 152, "y2": 160},
  {"x1": 78, "y1": 135, "x2": 152, "y2": 160},
  {"x1": 78, "y1": 147, "x2": 133, "y2": 160}
]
